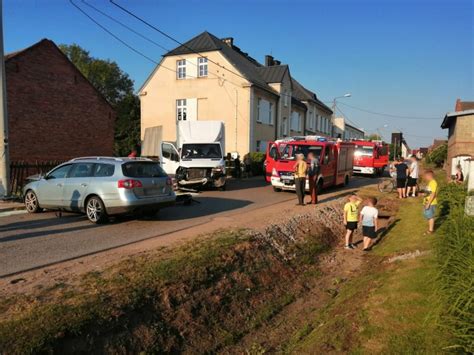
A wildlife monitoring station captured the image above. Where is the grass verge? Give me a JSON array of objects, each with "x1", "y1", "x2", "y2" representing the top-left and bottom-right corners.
[{"x1": 287, "y1": 181, "x2": 453, "y2": 354}]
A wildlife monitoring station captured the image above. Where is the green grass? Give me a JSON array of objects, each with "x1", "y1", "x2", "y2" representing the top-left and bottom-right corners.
[{"x1": 288, "y1": 184, "x2": 452, "y2": 354}]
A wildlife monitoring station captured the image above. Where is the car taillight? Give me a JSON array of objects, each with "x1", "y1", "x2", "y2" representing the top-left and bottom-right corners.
[
  {"x1": 272, "y1": 168, "x2": 279, "y2": 177},
  {"x1": 166, "y1": 177, "x2": 172, "y2": 186},
  {"x1": 118, "y1": 179, "x2": 143, "y2": 189}
]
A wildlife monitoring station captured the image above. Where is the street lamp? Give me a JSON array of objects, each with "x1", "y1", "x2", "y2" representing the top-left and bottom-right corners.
[{"x1": 331, "y1": 93, "x2": 351, "y2": 137}]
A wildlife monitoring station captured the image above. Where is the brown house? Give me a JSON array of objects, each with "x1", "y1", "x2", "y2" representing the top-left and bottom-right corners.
[
  {"x1": 441, "y1": 99, "x2": 474, "y2": 176},
  {"x1": 5, "y1": 39, "x2": 115, "y2": 163}
]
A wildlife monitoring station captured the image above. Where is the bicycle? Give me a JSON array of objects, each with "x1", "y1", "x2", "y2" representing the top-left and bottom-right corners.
[{"x1": 378, "y1": 175, "x2": 424, "y2": 194}]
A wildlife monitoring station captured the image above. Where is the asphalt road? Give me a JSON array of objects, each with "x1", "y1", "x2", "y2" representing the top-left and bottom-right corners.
[{"x1": 0, "y1": 176, "x2": 377, "y2": 277}]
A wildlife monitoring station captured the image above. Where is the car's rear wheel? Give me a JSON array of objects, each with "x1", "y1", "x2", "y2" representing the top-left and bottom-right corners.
[
  {"x1": 86, "y1": 196, "x2": 108, "y2": 224},
  {"x1": 24, "y1": 190, "x2": 42, "y2": 213}
]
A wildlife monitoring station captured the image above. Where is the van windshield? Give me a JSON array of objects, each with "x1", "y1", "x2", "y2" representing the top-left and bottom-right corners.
[
  {"x1": 181, "y1": 143, "x2": 222, "y2": 159},
  {"x1": 122, "y1": 162, "x2": 168, "y2": 178},
  {"x1": 355, "y1": 145, "x2": 373, "y2": 157},
  {"x1": 282, "y1": 145, "x2": 323, "y2": 161}
]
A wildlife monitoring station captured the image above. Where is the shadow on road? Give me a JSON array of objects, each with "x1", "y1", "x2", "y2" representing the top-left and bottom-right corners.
[
  {"x1": 156, "y1": 196, "x2": 253, "y2": 221},
  {"x1": 0, "y1": 223, "x2": 103, "y2": 243},
  {"x1": 0, "y1": 214, "x2": 83, "y2": 233},
  {"x1": 224, "y1": 177, "x2": 268, "y2": 191}
]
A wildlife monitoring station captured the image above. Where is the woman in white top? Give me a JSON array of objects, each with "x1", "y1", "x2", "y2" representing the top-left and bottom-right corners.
[{"x1": 407, "y1": 155, "x2": 419, "y2": 197}]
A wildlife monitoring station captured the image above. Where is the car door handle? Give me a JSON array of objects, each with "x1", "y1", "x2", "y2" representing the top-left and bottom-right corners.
[
  {"x1": 81, "y1": 183, "x2": 88, "y2": 187},
  {"x1": 56, "y1": 183, "x2": 63, "y2": 187}
]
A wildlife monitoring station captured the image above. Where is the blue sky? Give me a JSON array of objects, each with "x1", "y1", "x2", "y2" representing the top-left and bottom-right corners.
[{"x1": 5, "y1": 0, "x2": 473, "y2": 148}]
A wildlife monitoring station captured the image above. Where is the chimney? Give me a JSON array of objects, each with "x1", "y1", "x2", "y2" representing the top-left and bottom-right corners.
[
  {"x1": 274, "y1": 60, "x2": 281, "y2": 66},
  {"x1": 221, "y1": 37, "x2": 234, "y2": 47},
  {"x1": 265, "y1": 55, "x2": 274, "y2": 66},
  {"x1": 455, "y1": 98, "x2": 462, "y2": 112}
]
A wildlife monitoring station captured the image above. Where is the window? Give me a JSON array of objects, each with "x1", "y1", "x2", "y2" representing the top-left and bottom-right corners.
[
  {"x1": 283, "y1": 90, "x2": 288, "y2": 107},
  {"x1": 69, "y1": 163, "x2": 95, "y2": 178},
  {"x1": 162, "y1": 143, "x2": 179, "y2": 162},
  {"x1": 281, "y1": 117, "x2": 289, "y2": 136},
  {"x1": 198, "y1": 57, "x2": 208, "y2": 77},
  {"x1": 308, "y1": 111, "x2": 315, "y2": 131},
  {"x1": 256, "y1": 140, "x2": 268, "y2": 152},
  {"x1": 94, "y1": 164, "x2": 115, "y2": 177},
  {"x1": 122, "y1": 162, "x2": 167, "y2": 178},
  {"x1": 257, "y1": 98, "x2": 274, "y2": 125},
  {"x1": 176, "y1": 99, "x2": 187, "y2": 121},
  {"x1": 323, "y1": 147, "x2": 330, "y2": 164},
  {"x1": 47, "y1": 164, "x2": 72, "y2": 179},
  {"x1": 177, "y1": 59, "x2": 186, "y2": 79},
  {"x1": 291, "y1": 111, "x2": 301, "y2": 132},
  {"x1": 181, "y1": 143, "x2": 222, "y2": 159}
]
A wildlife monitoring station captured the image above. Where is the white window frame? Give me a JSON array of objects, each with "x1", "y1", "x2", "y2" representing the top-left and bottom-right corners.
[
  {"x1": 291, "y1": 111, "x2": 301, "y2": 132},
  {"x1": 269, "y1": 102, "x2": 274, "y2": 125},
  {"x1": 176, "y1": 99, "x2": 187, "y2": 121},
  {"x1": 177, "y1": 59, "x2": 186, "y2": 79},
  {"x1": 257, "y1": 98, "x2": 262, "y2": 123},
  {"x1": 256, "y1": 98, "x2": 274, "y2": 125},
  {"x1": 198, "y1": 57, "x2": 208, "y2": 77}
]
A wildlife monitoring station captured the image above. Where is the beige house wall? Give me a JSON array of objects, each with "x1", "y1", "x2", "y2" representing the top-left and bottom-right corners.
[
  {"x1": 252, "y1": 87, "x2": 278, "y2": 152},
  {"x1": 140, "y1": 51, "x2": 252, "y2": 156}
]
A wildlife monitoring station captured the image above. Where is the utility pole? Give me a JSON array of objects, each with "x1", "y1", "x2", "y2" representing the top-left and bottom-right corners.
[{"x1": 0, "y1": 0, "x2": 10, "y2": 198}]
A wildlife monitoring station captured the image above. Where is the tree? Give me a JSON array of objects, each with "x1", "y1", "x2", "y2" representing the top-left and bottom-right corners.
[
  {"x1": 426, "y1": 143, "x2": 448, "y2": 167},
  {"x1": 365, "y1": 133, "x2": 382, "y2": 141},
  {"x1": 59, "y1": 44, "x2": 140, "y2": 156}
]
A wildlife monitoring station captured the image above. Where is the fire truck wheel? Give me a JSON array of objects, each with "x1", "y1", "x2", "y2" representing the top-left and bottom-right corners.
[{"x1": 317, "y1": 180, "x2": 324, "y2": 194}]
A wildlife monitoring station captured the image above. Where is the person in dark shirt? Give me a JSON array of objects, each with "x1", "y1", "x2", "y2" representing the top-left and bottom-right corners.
[{"x1": 395, "y1": 157, "x2": 409, "y2": 198}]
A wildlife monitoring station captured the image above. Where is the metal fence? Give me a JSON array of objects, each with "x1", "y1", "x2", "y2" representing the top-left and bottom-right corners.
[{"x1": 9, "y1": 161, "x2": 63, "y2": 196}]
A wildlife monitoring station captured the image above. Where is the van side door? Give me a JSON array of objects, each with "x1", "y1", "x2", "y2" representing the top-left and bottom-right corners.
[{"x1": 161, "y1": 142, "x2": 180, "y2": 176}]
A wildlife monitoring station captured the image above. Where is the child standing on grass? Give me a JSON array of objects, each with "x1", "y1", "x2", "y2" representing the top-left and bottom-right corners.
[
  {"x1": 343, "y1": 193, "x2": 362, "y2": 249},
  {"x1": 360, "y1": 197, "x2": 379, "y2": 251},
  {"x1": 422, "y1": 169, "x2": 438, "y2": 235}
]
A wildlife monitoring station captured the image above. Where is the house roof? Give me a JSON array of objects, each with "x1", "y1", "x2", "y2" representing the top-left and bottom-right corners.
[
  {"x1": 345, "y1": 123, "x2": 364, "y2": 134},
  {"x1": 143, "y1": 31, "x2": 330, "y2": 110},
  {"x1": 441, "y1": 109, "x2": 474, "y2": 129},
  {"x1": 5, "y1": 38, "x2": 115, "y2": 110},
  {"x1": 455, "y1": 99, "x2": 474, "y2": 112},
  {"x1": 255, "y1": 65, "x2": 289, "y2": 83},
  {"x1": 163, "y1": 31, "x2": 275, "y2": 93},
  {"x1": 291, "y1": 78, "x2": 332, "y2": 113}
]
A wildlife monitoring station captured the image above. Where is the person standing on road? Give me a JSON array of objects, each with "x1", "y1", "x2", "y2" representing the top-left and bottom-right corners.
[
  {"x1": 395, "y1": 157, "x2": 409, "y2": 199},
  {"x1": 307, "y1": 152, "x2": 319, "y2": 204},
  {"x1": 422, "y1": 170, "x2": 438, "y2": 235},
  {"x1": 294, "y1": 153, "x2": 307, "y2": 206},
  {"x1": 407, "y1": 155, "x2": 419, "y2": 197}
]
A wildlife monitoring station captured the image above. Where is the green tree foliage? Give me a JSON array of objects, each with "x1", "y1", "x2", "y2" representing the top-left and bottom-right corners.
[
  {"x1": 59, "y1": 44, "x2": 140, "y2": 156},
  {"x1": 365, "y1": 133, "x2": 382, "y2": 141},
  {"x1": 425, "y1": 143, "x2": 448, "y2": 167}
]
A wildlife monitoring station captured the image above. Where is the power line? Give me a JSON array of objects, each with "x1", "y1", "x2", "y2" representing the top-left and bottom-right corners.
[
  {"x1": 338, "y1": 101, "x2": 440, "y2": 120},
  {"x1": 69, "y1": 0, "x2": 202, "y2": 79},
  {"x1": 69, "y1": 0, "x2": 158, "y2": 65},
  {"x1": 81, "y1": 0, "x2": 170, "y2": 52},
  {"x1": 109, "y1": 0, "x2": 254, "y2": 83},
  {"x1": 335, "y1": 106, "x2": 361, "y2": 128}
]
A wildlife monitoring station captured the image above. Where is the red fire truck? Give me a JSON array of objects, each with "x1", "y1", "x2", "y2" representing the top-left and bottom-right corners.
[
  {"x1": 352, "y1": 140, "x2": 389, "y2": 176},
  {"x1": 264, "y1": 136, "x2": 355, "y2": 192}
]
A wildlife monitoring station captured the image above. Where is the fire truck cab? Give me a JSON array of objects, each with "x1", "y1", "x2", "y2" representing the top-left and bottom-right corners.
[
  {"x1": 264, "y1": 136, "x2": 354, "y2": 192},
  {"x1": 352, "y1": 140, "x2": 389, "y2": 176}
]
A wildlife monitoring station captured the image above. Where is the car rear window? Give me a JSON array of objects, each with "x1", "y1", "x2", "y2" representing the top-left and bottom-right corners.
[{"x1": 121, "y1": 162, "x2": 167, "y2": 178}]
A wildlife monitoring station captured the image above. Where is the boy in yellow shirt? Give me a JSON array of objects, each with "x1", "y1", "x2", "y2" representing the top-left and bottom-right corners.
[
  {"x1": 343, "y1": 193, "x2": 363, "y2": 249},
  {"x1": 423, "y1": 170, "x2": 438, "y2": 234}
]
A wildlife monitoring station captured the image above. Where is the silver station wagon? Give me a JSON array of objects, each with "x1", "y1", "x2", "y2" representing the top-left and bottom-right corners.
[{"x1": 23, "y1": 157, "x2": 176, "y2": 223}]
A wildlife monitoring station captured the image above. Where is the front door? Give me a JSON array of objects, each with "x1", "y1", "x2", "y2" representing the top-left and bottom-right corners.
[
  {"x1": 161, "y1": 142, "x2": 180, "y2": 176},
  {"x1": 63, "y1": 162, "x2": 94, "y2": 211},
  {"x1": 38, "y1": 164, "x2": 73, "y2": 208}
]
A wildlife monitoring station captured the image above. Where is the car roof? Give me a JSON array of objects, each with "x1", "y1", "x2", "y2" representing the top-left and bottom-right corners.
[{"x1": 67, "y1": 157, "x2": 154, "y2": 164}]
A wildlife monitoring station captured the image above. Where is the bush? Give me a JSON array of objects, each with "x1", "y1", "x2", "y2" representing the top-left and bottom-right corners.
[
  {"x1": 435, "y1": 184, "x2": 474, "y2": 353},
  {"x1": 248, "y1": 152, "x2": 266, "y2": 176}
]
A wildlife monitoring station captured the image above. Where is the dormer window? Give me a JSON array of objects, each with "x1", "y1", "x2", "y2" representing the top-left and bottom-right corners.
[
  {"x1": 177, "y1": 59, "x2": 186, "y2": 79},
  {"x1": 198, "y1": 57, "x2": 208, "y2": 77}
]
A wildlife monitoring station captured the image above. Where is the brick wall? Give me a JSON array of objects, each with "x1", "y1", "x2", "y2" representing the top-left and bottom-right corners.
[
  {"x1": 5, "y1": 39, "x2": 115, "y2": 163},
  {"x1": 446, "y1": 114, "x2": 474, "y2": 175}
]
